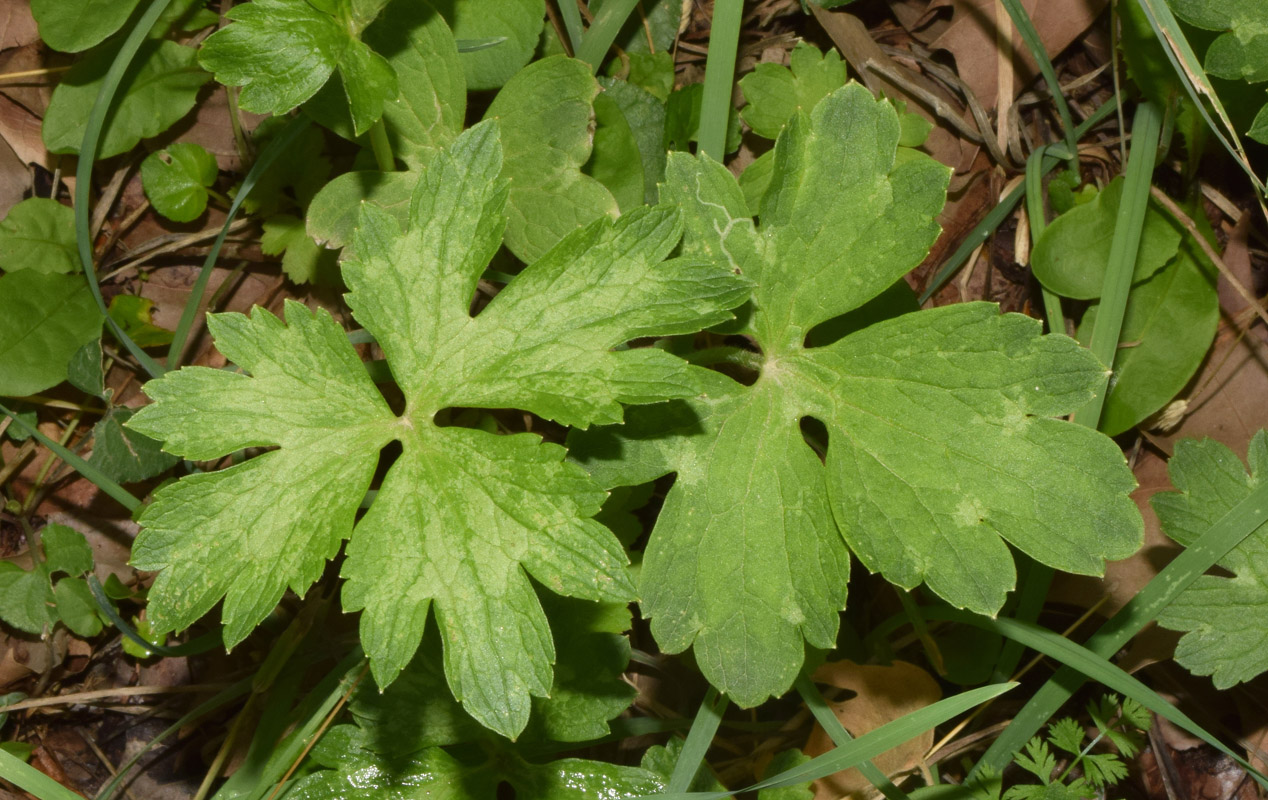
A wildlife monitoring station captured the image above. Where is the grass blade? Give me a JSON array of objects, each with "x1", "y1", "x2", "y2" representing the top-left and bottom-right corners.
[
  {"x1": 1074, "y1": 100, "x2": 1163, "y2": 428},
  {"x1": 0, "y1": 746, "x2": 86, "y2": 800},
  {"x1": 95, "y1": 678, "x2": 254, "y2": 800},
  {"x1": 918, "y1": 101, "x2": 1116, "y2": 304},
  {"x1": 926, "y1": 609, "x2": 1268, "y2": 791},
  {"x1": 997, "y1": 0, "x2": 1078, "y2": 170},
  {"x1": 971, "y1": 477, "x2": 1268, "y2": 777},
  {"x1": 75, "y1": 0, "x2": 173, "y2": 380},
  {"x1": 164, "y1": 115, "x2": 312, "y2": 370},
  {"x1": 556, "y1": 0, "x2": 585, "y2": 57},
  {"x1": 1025, "y1": 145, "x2": 1065, "y2": 335},
  {"x1": 795, "y1": 672, "x2": 912, "y2": 800},
  {"x1": 576, "y1": 0, "x2": 641, "y2": 72},
  {"x1": 0, "y1": 402, "x2": 140, "y2": 513},
  {"x1": 1134, "y1": 0, "x2": 1266, "y2": 196},
  {"x1": 668, "y1": 687, "x2": 728, "y2": 793},
  {"x1": 697, "y1": 0, "x2": 743, "y2": 162},
  {"x1": 645, "y1": 684, "x2": 1016, "y2": 800}
]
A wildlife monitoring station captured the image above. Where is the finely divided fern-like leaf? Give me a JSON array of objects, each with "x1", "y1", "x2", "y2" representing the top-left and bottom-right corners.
[{"x1": 127, "y1": 120, "x2": 751, "y2": 738}]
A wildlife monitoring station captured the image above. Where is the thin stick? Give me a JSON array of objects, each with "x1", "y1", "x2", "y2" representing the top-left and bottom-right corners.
[
  {"x1": 0, "y1": 66, "x2": 71, "y2": 81},
  {"x1": 0, "y1": 684, "x2": 232, "y2": 714}
]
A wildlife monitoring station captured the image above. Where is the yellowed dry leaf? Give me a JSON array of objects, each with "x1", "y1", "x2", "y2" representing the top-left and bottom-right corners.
[{"x1": 804, "y1": 660, "x2": 941, "y2": 800}]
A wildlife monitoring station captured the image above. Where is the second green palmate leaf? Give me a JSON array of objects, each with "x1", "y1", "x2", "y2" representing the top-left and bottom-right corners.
[
  {"x1": 126, "y1": 121, "x2": 751, "y2": 739},
  {"x1": 570, "y1": 85, "x2": 1144, "y2": 707}
]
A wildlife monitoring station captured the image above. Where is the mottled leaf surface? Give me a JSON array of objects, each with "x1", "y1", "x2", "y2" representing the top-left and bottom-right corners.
[
  {"x1": 128, "y1": 122, "x2": 749, "y2": 737},
  {"x1": 570, "y1": 85, "x2": 1143, "y2": 706},
  {"x1": 1153, "y1": 432, "x2": 1268, "y2": 687}
]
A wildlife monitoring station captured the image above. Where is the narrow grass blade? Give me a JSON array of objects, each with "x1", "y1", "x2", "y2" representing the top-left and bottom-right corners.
[
  {"x1": 1074, "y1": 100, "x2": 1163, "y2": 428},
  {"x1": 668, "y1": 687, "x2": 728, "y2": 793},
  {"x1": 644, "y1": 684, "x2": 1015, "y2": 800},
  {"x1": 795, "y1": 673, "x2": 912, "y2": 800},
  {"x1": 1135, "y1": 0, "x2": 1266, "y2": 196},
  {"x1": 165, "y1": 115, "x2": 312, "y2": 370},
  {"x1": 0, "y1": 402, "x2": 140, "y2": 513},
  {"x1": 697, "y1": 0, "x2": 743, "y2": 163},
  {"x1": 971, "y1": 477, "x2": 1268, "y2": 777},
  {"x1": 918, "y1": 101, "x2": 1116, "y2": 303},
  {"x1": 75, "y1": 0, "x2": 173, "y2": 380},
  {"x1": 95, "y1": 678, "x2": 254, "y2": 800},
  {"x1": 1025, "y1": 145, "x2": 1065, "y2": 335},
  {"x1": 556, "y1": 0, "x2": 585, "y2": 57},
  {"x1": 210, "y1": 649, "x2": 364, "y2": 800},
  {"x1": 87, "y1": 575, "x2": 221, "y2": 657},
  {"x1": 926, "y1": 609, "x2": 1268, "y2": 791},
  {"x1": 576, "y1": 0, "x2": 641, "y2": 72},
  {"x1": 0, "y1": 746, "x2": 86, "y2": 800},
  {"x1": 997, "y1": 0, "x2": 1077, "y2": 169}
]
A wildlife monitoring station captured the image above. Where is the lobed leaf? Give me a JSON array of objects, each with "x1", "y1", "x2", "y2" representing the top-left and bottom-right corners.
[
  {"x1": 571, "y1": 85, "x2": 1143, "y2": 706},
  {"x1": 1152, "y1": 432, "x2": 1268, "y2": 687},
  {"x1": 141, "y1": 142, "x2": 218, "y2": 223},
  {"x1": 129, "y1": 121, "x2": 750, "y2": 738}
]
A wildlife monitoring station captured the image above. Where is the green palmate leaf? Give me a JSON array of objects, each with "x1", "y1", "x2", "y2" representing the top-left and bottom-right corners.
[
  {"x1": 261, "y1": 214, "x2": 341, "y2": 285},
  {"x1": 1152, "y1": 432, "x2": 1268, "y2": 687},
  {"x1": 1077, "y1": 236, "x2": 1217, "y2": 436},
  {"x1": 0, "y1": 198, "x2": 77, "y2": 274},
  {"x1": 141, "y1": 142, "x2": 218, "y2": 223},
  {"x1": 570, "y1": 85, "x2": 1143, "y2": 706},
  {"x1": 30, "y1": 0, "x2": 142, "y2": 52},
  {"x1": 0, "y1": 271, "x2": 104, "y2": 397},
  {"x1": 431, "y1": 0, "x2": 543, "y2": 90},
  {"x1": 485, "y1": 55, "x2": 619, "y2": 263},
  {"x1": 88, "y1": 408, "x2": 179, "y2": 484},
  {"x1": 198, "y1": 0, "x2": 396, "y2": 135},
  {"x1": 127, "y1": 121, "x2": 750, "y2": 737},
  {"x1": 42, "y1": 39, "x2": 210, "y2": 158},
  {"x1": 1031, "y1": 177, "x2": 1184, "y2": 300},
  {"x1": 740, "y1": 43, "x2": 848, "y2": 139}
]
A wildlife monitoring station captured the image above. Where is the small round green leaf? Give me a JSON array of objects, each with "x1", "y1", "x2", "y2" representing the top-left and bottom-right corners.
[{"x1": 141, "y1": 142, "x2": 219, "y2": 222}]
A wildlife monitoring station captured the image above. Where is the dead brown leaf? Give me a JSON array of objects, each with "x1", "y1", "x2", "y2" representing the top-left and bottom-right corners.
[
  {"x1": 928, "y1": 0, "x2": 1107, "y2": 112},
  {"x1": 0, "y1": 0, "x2": 38, "y2": 51},
  {"x1": 804, "y1": 660, "x2": 941, "y2": 799}
]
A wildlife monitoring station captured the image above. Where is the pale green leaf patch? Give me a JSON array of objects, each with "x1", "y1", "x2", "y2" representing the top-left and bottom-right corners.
[
  {"x1": 261, "y1": 214, "x2": 342, "y2": 285},
  {"x1": 740, "y1": 43, "x2": 848, "y2": 139},
  {"x1": 141, "y1": 142, "x2": 219, "y2": 223},
  {"x1": 0, "y1": 198, "x2": 77, "y2": 275},
  {"x1": 128, "y1": 121, "x2": 750, "y2": 738},
  {"x1": 570, "y1": 85, "x2": 1143, "y2": 707},
  {"x1": 1152, "y1": 431, "x2": 1268, "y2": 688}
]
